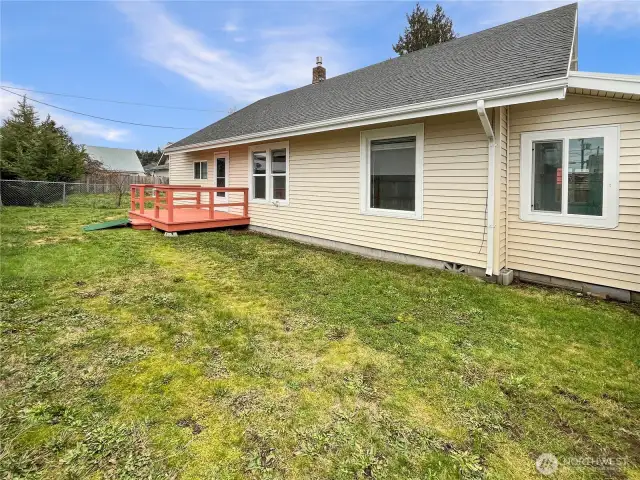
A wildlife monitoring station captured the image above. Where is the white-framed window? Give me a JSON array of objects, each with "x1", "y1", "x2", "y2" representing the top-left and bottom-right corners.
[
  {"x1": 360, "y1": 123, "x2": 424, "y2": 219},
  {"x1": 248, "y1": 141, "x2": 289, "y2": 204},
  {"x1": 193, "y1": 161, "x2": 208, "y2": 180},
  {"x1": 520, "y1": 125, "x2": 619, "y2": 229}
]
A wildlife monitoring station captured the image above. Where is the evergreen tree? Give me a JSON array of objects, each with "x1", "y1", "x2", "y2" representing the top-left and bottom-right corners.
[
  {"x1": 136, "y1": 148, "x2": 163, "y2": 166},
  {"x1": 393, "y1": 3, "x2": 456, "y2": 56},
  {"x1": 0, "y1": 97, "x2": 86, "y2": 181},
  {"x1": 35, "y1": 116, "x2": 86, "y2": 182},
  {"x1": 0, "y1": 96, "x2": 39, "y2": 179}
]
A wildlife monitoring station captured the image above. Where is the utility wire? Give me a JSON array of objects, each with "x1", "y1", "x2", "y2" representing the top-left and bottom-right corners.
[
  {"x1": 1, "y1": 87, "x2": 198, "y2": 130},
  {"x1": 1, "y1": 85, "x2": 227, "y2": 112}
]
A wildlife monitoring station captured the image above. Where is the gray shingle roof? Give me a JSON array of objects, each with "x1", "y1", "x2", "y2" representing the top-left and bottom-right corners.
[{"x1": 171, "y1": 3, "x2": 576, "y2": 149}]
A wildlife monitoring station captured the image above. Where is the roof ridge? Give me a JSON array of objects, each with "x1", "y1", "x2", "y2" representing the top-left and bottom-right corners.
[
  {"x1": 333, "y1": 2, "x2": 577, "y2": 74},
  {"x1": 243, "y1": 3, "x2": 577, "y2": 106},
  {"x1": 84, "y1": 144, "x2": 136, "y2": 151},
  {"x1": 170, "y1": 2, "x2": 577, "y2": 150}
]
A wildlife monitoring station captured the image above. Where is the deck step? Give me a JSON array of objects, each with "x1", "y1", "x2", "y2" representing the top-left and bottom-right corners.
[{"x1": 129, "y1": 218, "x2": 152, "y2": 230}]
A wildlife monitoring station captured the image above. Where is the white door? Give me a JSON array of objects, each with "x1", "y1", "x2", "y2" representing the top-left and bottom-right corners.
[{"x1": 214, "y1": 152, "x2": 229, "y2": 211}]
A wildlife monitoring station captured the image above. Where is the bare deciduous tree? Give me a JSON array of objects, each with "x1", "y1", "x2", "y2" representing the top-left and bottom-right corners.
[{"x1": 95, "y1": 169, "x2": 131, "y2": 207}]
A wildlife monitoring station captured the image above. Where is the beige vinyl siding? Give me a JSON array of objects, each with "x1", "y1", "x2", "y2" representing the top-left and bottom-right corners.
[
  {"x1": 169, "y1": 150, "x2": 220, "y2": 205},
  {"x1": 169, "y1": 150, "x2": 246, "y2": 208},
  {"x1": 226, "y1": 112, "x2": 489, "y2": 267},
  {"x1": 496, "y1": 106, "x2": 508, "y2": 270},
  {"x1": 169, "y1": 150, "x2": 212, "y2": 186},
  {"x1": 498, "y1": 107, "x2": 509, "y2": 269},
  {"x1": 227, "y1": 146, "x2": 250, "y2": 216},
  {"x1": 508, "y1": 94, "x2": 640, "y2": 292},
  {"x1": 168, "y1": 94, "x2": 639, "y2": 293}
]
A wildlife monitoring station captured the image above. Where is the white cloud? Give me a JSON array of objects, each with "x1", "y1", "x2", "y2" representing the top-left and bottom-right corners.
[
  {"x1": 579, "y1": 0, "x2": 640, "y2": 30},
  {"x1": 458, "y1": 0, "x2": 640, "y2": 32},
  {"x1": 222, "y1": 21, "x2": 238, "y2": 33},
  {"x1": 115, "y1": 2, "x2": 349, "y2": 103},
  {"x1": 59, "y1": 116, "x2": 129, "y2": 143},
  {"x1": 0, "y1": 83, "x2": 130, "y2": 143}
]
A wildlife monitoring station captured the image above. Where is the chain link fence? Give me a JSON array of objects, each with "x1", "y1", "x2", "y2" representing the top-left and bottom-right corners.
[{"x1": 0, "y1": 179, "x2": 136, "y2": 209}]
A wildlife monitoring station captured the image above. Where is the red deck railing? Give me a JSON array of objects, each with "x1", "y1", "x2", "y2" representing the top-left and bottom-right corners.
[{"x1": 129, "y1": 184, "x2": 249, "y2": 222}]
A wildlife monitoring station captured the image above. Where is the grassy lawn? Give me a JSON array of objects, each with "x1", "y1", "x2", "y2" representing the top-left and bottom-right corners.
[{"x1": 1, "y1": 206, "x2": 639, "y2": 479}]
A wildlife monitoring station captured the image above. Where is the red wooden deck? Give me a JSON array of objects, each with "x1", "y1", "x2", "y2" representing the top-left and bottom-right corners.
[{"x1": 128, "y1": 184, "x2": 250, "y2": 233}]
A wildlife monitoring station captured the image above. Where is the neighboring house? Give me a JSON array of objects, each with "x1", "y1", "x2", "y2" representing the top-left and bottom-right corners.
[
  {"x1": 165, "y1": 4, "x2": 640, "y2": 301},
  {"x1": 84, "y1": 145, "x2": 145, "y2": 174},
  {"x1": 146, "y1": 143, "x2": 172, "y2": 177}
]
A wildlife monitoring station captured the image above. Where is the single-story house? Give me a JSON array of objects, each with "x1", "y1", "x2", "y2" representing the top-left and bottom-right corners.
[
  {"x1": 164, "y1": 4, "x2": 640, "y2": 302},
  {"x1": 146, "y1": 143, "x2": 172, "y2": 177},
  {"x1": 85, "y1": 145, "x2": 145, "y2": 175}
]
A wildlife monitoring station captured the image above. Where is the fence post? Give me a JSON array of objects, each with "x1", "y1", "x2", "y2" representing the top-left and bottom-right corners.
[{"x1": 62, "y1": 183, "x2": 67, "y2": 205}]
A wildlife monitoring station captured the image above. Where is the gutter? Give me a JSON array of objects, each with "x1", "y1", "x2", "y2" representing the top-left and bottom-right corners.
[
  {"x1": 165, "y1": 77, "x2": 567, "y2": 154},
  {"x1": 476, "y1": 100, "x2": 496, "y2": 277}
]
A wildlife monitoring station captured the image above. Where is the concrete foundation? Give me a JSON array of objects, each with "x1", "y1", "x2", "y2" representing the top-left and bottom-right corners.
[
  {"x1": 249, "y1": 225, "x2": 446, "y2": 270},
  {"x1": 249, "y1": 226, "x2": 636, "y2": 303},
  {"x1": 513, "y1": 270, "x2": 632, "y2": 303}
]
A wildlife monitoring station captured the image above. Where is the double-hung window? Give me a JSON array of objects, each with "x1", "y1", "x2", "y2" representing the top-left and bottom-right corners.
[
  {"x1": 520, "y1": 125, "x2": 619, "y2": 228},
  {"x1": 249, "y1": 142, "x2": 289, "y2": 204},
  {"x1": 360, "y1": 123, "x2": 424, "y2": 219},
  {"x1": 193, "y1": 161, "x2": 208, "y2": 180}
]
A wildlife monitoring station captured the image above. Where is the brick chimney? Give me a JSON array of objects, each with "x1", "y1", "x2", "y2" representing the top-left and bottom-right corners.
[{"x1": 312, "y1": 56, "x2": 326, "y2": 84}]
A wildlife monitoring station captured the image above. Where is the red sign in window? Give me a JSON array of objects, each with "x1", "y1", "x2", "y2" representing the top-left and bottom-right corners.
[{"x1": 556, "y1": 168, "x2": 562, "y2": 184}]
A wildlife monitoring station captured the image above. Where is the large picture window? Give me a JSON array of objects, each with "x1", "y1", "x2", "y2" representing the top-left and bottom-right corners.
[
  {"x1": 249, "y1": 142, "x2": 289, "y2": 204},
  {"x1": 520, "y1": 125, "x2": 619, "y2": 228},
  {"x1": 360, "y1": 124, "x2": 424, "y2": 219}
]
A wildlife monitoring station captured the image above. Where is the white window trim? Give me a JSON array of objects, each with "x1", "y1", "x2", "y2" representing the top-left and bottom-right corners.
[
  {"x1": 519, "y1": 125, "x2": 620, "y2": 229},
  {"x1": 360, "y1": 123, "x2": 424, "y2": 220},
  {"x1": 193, "y1": 160, "x2": 208, "y2": 180},
  {"x1": 248, "y1": 141, "x2": 289, "y2": 205},
  {"x1": 213, "y1": 151, "x2": 230, "y2": 201}
]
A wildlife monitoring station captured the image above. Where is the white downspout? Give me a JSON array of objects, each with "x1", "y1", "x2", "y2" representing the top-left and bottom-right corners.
[{"x1": 476, "y1": 100, "x2": 496, "y2": 277}]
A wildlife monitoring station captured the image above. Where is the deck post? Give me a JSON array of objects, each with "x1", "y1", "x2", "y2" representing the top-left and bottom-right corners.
[
  {"x1": 243, "y1": 188, "x2": 249, "y2": 218},
  {"x1": 130, "y1": 186, "x2": 135, "y2": 211},
  {"x1": 154, "y1": 188, "x2": 160, "y2": 218},
  {"x1": 167, "y1": 190, "x2": 174, "y2": 223},
  {"x1": 139, "y1": 186, "x2": 145, "y2": 214},
  {"x1": 209, "y1": 190, "x2": 215, "y2": 219},
  {"x1": 196, "y1": 191, "x2": 201, "y2": 208}
]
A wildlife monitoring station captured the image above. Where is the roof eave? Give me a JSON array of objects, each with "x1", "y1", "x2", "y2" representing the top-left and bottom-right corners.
[
  {"x1": 568, "y1": 71, "x2": 640, "y2": 96},
  {"x1": 166, "y1": 77, "x2": 568, "y2": 154}
]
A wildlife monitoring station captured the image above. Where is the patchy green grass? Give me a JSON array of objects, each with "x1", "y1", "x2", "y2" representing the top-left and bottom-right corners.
[
  {"x1": 1, "y1": 206, "x2": 639, "y2": 479},
  {"x1": 57, "y1": 192, "x2": 130, "y2": 209}
]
